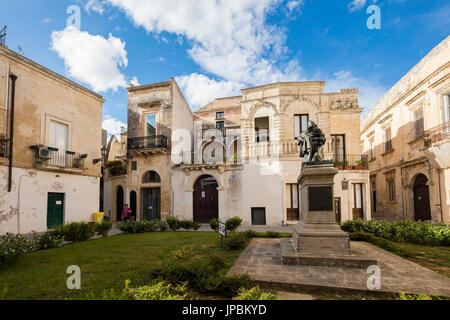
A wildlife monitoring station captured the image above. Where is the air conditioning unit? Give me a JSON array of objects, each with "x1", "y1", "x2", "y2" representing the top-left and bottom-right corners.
[{"x1": 38, "y1": 147, "x2": 51, "y2": 159}]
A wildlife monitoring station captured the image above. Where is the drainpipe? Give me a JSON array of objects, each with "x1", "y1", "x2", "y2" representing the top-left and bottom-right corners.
[
  {"x1": 7, "y1": 73, "x2": 17, "y2": 192},
  {"x1": 437, "y1": 168, "x2": 444, "y2": 223}
]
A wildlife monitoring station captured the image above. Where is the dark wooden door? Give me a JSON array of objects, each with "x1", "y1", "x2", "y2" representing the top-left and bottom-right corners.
[
  {"x1": 414, "y1": 175, "x2": 431, "y2": 221},
  {"x1": 130, "y1": 191, "x2": 137, "y2": 221},
  {"x1": 353, "y1": 183, "x2": 364, "y2": 220},
  {"x1": 193, "y1": 175, "x2": 218, "y2": 223},
  {"x1": 116, "y1": 186, "x2": 124, "y2": 221},
  {"x1": 142, "y1": 188, "x2": 161, "y2": 221},
  {"x1": 47, "y1": 193, "x2": 64, "y2": 229}
]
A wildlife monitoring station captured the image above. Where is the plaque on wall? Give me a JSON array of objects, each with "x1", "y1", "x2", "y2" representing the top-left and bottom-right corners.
[
  {"x1": 342, "y1": 180, "x2": 349, "y2": 190},
  {"x1": 308, "y1": 186, "x2": 333, "y2": 211}
]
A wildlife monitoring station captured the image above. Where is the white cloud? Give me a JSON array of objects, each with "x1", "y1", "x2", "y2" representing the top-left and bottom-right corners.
[
  {"x1": 348, "y1": 0, "x2": 367, "y2": 12},
  {"x1": 287, "y1": 0, "x2": 303, "y2": 12},
  {"x1": 102, "y1": 115, "x2": 127, "y2": 137},
  {"x1": 51, "y1": 26, "x2": 128, "y2": 92},
  {"x1": 85, "y1": 0, "x2": 105, "y2": 15},
  {"x1": 129, "y1": 76, "x2": 140, "y2": 86},
  {"x1": 175, "y1": 73, "x2": 244, "y2": 110},
  {"x1": 106, "y1": 0, "x2": 305, "y2": 107},
  {"x1": 41, "y1": 18, "x2": 51, "y2": 24}
]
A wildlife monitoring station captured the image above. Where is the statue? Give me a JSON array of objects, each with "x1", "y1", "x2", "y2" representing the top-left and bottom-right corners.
[{"x1": 297, "y1": 120, "x2": 326, "y2": 164}]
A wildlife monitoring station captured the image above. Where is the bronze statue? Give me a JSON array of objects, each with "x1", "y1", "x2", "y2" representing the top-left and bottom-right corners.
[{"x1": 297, "y1": 120, "x2": 326, "y2": 163}]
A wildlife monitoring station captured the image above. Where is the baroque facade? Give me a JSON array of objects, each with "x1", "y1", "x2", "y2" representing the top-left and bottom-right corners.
[
  {"x1": 361, "y1": 36, "x2": 450, "y2": 223},
  {"x1": 105, "y1": 80, "x2": 371, "y2": 226},
  {"x1": 0, "y1": 45, "x2": 104, "y2": 234}
]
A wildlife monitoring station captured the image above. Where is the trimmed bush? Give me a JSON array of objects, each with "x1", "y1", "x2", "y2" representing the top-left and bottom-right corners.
[
  {"x1": 223, "y1": 232, "x2": 247, "y2": 250},
  {"x1": 117, "y1": 221, "x2": 160, "y2": 234},
  {"x1": 210, "y1": 218, "x2": 219, "y2": 231},
  {"x1": 158, "y1": 221, "x2": 169, "y2": 232},
  {"x1": 32, "y1": 231, "x2": 64, "y2": 250},
  {"x1": 225, "y1": 217, "x2": 243, "y2": 232},
  {"x1": 341, "y1": 220, "x2": 450, "y2": 246},
  {"x1": 179, "y1": 220, "x2": 193, "y2": 230},
  {"x1": 233, "y1": 286, "x2": 279, "y2": 300},
  {"x1": 148, "y1": 256, "x2": 251, "y2": 297},
  {"x1": 0, "y1": 234, "x2": 35, "y2": 266},
  {"x1": 95, "y1": 221, "x2": 113, "y2": 237},
  {"x1": 166, "y1": 217, "x2": 181, "y2": 231},
  {"x1": 54, "y1": 222, "x2": 95, "y2": 242}
]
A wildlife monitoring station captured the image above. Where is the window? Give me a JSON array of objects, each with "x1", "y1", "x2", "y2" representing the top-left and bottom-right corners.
[
  {"x1": 371, "y1": 183, "x2": 377, "y2": 213},
  {"x1": 251, "y1": 208, "x2": 266, "y2": 225},
  {"x1": 384, "y1": 127, "x2": 392, "y2": 152},
  {"x1": 286, "y1": 184, "x2": 300, "y2": 221},
  {"x1": 131, "y1": 161, "x2": 137, "y2": 171},
  {"x1": 443, "y1": 94, "x2": 450, "y2": 123},
  {"x1": 49, "y1": 121, "x2": 68, "y2": 150},
  {"x1": 370, "y1": 139, "x2": 375, "y2": 160},
  {"x1": 216, "y1": 112, "x2": 224, "y2": 119},
  {"x1": 413, "y1": 107, "x2": 424, "y2": 139},
  {"x1": 387, "y1": 180, "x2": 396, "y2": 201},
  {"x1": 145, "y1": 114, "x2": 157, "y2": 136},
  {"x1": 353, "y1": 183, "x2": 364, "y2": 219},
  {"x1": 294, "y1": 114, "x2": 309, "y2": 138},
  {"x1": 331, "y1": 135, "x2": 346, "y2": 163},
  {"x1": 216, "y1": 121, "x2": 224, "y2": 129},
  {"x1": 255, "y1": 117, "x2": 269, "y2": 143},
  {"x1": 142, "y1": 171, "x2": 161, "y2": 184}
]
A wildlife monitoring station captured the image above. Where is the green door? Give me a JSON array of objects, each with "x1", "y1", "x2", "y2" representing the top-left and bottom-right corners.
[{"x1": 47, "y1": 193, "x2": 64, "y2": 229}]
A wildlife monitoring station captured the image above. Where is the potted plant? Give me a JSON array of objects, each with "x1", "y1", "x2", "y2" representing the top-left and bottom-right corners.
[
  {"x1": 354, "y1": 159, "x2": 366, "y2": 170},
  {"x1": 343, "y1": 160, "x2": 352, "y2": 170}
]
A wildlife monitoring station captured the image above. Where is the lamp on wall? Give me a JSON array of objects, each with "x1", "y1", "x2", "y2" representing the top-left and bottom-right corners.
[{"x1": 93, "y1": 146, "x2": 108, "y2": 164}]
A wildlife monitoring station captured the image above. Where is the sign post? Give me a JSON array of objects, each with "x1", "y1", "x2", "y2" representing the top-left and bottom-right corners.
[{"x1": 218, "y1": 221, "x2": 226, "y2": 248}]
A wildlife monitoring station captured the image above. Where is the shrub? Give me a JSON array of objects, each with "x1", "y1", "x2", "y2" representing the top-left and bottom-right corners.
[
  {"x1": 210, "y1": 218, "x2": 219, "y2": 231},
  {"x1": 166, "y1": 217, "x2": 181, "y2": 231},
  {"x1": 226, "y1": 217, "x2": 243, "y2": 232},
  {"x1": 54, "y1": 222, "x2": 95, "y2": 242},
  {"x1": 396, "y1": 292, "x2": 443, "y2": 300},
  {"x1": 0, "y1": 234, "x2": 35, "y2": 266},
  {"x1": 117, "y1": 221, "x2": 160, "y2": 234},
  {"x1": 223, "y1": 232, "x2": 248, "y2": 250},
  {"x1": 95, "y1": 221, "x2": 112, "y2": 237},
  {"x1": 83, "y1": 280, "x2": 132, "y2": 300},
  {"x1": 233, "y1": 286, "x2": 279, "y2": 300},
  {"x1": 192, "y1": 221, "x2": 201, "y2": 231},
  {"x1": 132, "y1": 281, "x2": 189, "y2": 300},
  {"x1": 179, "y1": 220, "x2": 193, "y2": 230},
  {"x1": 32, "y1": 231, "x2": 64, "y2": 250},
  {"x1": 242, "y1": 230, "x2": 259, "y2": 239},
  {"x1": 148, "y1": 256, "x2": 251, "y2": 297},
  {"x1": 341, "y1": 220, "x2": 450, "y2": 246},
  {"x1": 158, "y1": 221, "x2": 169, "y2": 232}
]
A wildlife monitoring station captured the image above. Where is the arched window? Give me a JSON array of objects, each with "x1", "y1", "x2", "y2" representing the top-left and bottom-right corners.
[{"x1": 142, "y1": 171, "x2": 161, "y2": 184}]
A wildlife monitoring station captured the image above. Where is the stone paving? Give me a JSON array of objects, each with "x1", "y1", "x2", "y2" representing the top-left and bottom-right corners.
[{"x1": 228, "y1": 238, "x2": 450, "y2": 297}]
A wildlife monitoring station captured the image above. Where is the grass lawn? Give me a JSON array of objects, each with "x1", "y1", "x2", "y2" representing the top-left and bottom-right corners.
[{"x1": 0, "y1": 232, "x2": 243, "y2": 300}]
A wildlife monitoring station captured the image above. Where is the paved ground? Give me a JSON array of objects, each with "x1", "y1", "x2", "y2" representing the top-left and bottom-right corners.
[{"x1": 228, "y1": 238, "x2": 450, "y2": 297}]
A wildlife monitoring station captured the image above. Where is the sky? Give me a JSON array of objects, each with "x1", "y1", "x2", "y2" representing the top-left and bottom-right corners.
[{"x1": 0, "y1": 0, "x2": 449, "y2": 136}]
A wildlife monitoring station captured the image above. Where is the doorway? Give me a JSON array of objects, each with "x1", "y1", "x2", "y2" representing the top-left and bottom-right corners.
[
  {"x1": 116, "y1": 186, "x2": 124, "y2": 221},
  {"x1": 130, "y1": 191, "x2": 137, "y2": 221},
  {"x1": 142, "y1": 188, "x2": 161, "y2": 221},
  {"x1": 193, "y1": 175, "x2": 219, "y2": 223},
  {"x1": 47, "y1": 193, "x2": 64, "y2": 229},
  {"x1": 413, "y1": 174, "x2": 431, "y2": 221},
  {"x1": 352, "y1": 183, "x2": 364, "y2": 220}
]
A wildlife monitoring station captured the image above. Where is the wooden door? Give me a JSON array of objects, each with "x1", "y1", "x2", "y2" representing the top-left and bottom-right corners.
[
  {"x1": 193, "y1": 175, "x2": 218, "y2": 223},
  {"x1": 414, "y1": 175, "x2": 431, "y2": 221},
  {"x1": 47, "y1": 193, "x2": 64, "y2": 229},
  {"x1": 353, "y1": 183, "x2": 364, "y2": 220},
  {"x1": 142, "y1": 188, "x2": 161, "y2": 221},
  {"x1": 116, "y1": 186, "x2": 124, "y2": 221}
]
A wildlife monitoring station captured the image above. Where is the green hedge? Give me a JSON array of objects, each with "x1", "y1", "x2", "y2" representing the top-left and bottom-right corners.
[{"x1": 341, "y1": 220, "x2": 449, "y2": 246}]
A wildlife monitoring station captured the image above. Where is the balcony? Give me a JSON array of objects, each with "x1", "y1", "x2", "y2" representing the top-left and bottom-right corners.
[
  {"x1": 30, "y1": 145, "x2": 87, "y2": 170},
  {"x1": 201, "y1": 126, "x2": 240, "y2": 138},
  {"x1": 127, "y1": 135, "x2": 169, "y2": 154},
  {"x1": 424, "y1": 121, "x2": 450, "y2": 148},
  {"x1": 325, "y1": 153, "x2": 368, "y2": 170}
]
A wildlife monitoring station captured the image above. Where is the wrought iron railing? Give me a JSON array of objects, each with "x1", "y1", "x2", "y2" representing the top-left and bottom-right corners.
[
  {"x1": 201, "y1": 126, "x2": 240, "y2": 138},
  {"x1": 324, "y1": 153, "x2": 368, "y2": 170},
  {"x1": 31, "y1": 146, "x2": 87, "y2": 169},
  {"x1": 0, "y1": 26, "x2": 6, "y2": 46},
  {"x1": 127, "y1": 135, "x2": 168, "y2": 151},
  {"x1": 424, "y1": 121, "x2": 450, "y2": 148},
  {"x1": 0, "y1": 134, "x2": 9, "y2": 158}
]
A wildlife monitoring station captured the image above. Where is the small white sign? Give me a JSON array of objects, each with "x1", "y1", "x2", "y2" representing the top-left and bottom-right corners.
[
  {"x1": 218, "y1": 222, "x2": 226, "y2": 237},
  {"x1": 56, "y1": 201, "x2": 62, "y2": 205}
]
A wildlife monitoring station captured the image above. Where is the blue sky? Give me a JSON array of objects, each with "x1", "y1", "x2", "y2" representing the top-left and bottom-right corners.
[{"x1": 0, "y1": 0, "x2": 448, "y2": 136}]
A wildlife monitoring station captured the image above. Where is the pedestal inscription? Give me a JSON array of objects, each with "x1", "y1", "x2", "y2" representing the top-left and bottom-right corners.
[{"x1": 308, "y1": 186, "x2": 333, "y2": 211}]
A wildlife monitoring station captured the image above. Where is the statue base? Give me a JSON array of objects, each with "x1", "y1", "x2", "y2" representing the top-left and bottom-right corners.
[{"x1": 281, "y1": 163, "x2": 376, "y2": 268}]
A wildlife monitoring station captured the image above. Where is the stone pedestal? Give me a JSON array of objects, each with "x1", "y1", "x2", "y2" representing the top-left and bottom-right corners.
[
  {"x1": 281, "y1": 163, "x2": 376, "y2": 268},
  {"x1": 293, "y1": 163, "x2": 351, "y2": 255}
]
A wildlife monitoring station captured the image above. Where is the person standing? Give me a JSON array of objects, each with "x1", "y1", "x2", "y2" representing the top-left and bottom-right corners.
[{"x1": 122, "y1": 204, "x2": 132, "y2": 222}]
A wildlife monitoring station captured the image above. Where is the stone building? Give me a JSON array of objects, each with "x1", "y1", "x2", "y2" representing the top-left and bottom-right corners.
[
  {"x1": 361, "y1": 36, "x2": 449, "y2": 223},
  {"x1": 0, "y1": 45, "x2": 104, "y2": 234},
  {"x1": 106, "y1": 79, "x2": 370, "y2": 226}
]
